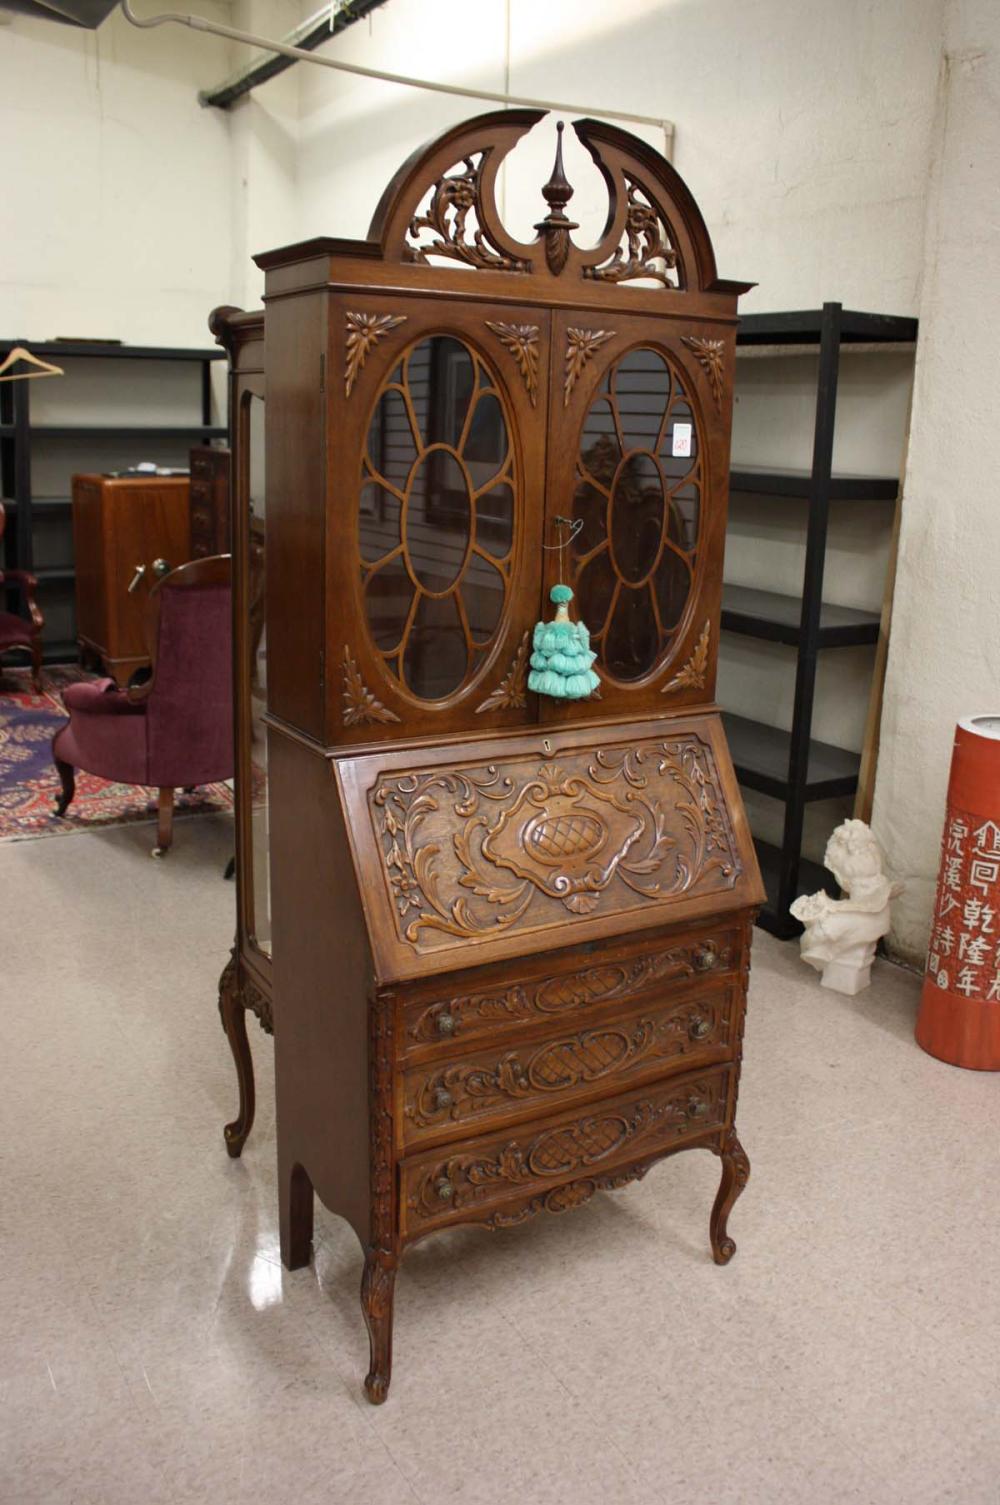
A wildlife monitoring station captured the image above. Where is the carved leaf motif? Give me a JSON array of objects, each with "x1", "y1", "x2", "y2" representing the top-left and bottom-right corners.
[
  {"x1": 343, "y1": 645, "x2": 401, "y2": 727},
  {"x1": 406, "y1": 156, "x2": 529, "y2": 272},
  {"x1": 475, "y1": 631, "x2": 530, "y2": 714},
  {"x1": 564, "y1": 327, "x2": 615, "y2": 405},
  {"x1": 681, "y1": 335, "x2": 726, "y2": 410},
  {"x1": 484, "y1": 324, "x2": 539, "y2": 406},
  {"x1": 587, "y1": 178, "x2": 681, "y2": 288},
  {"x1": 662, "y1": 621, "x2": 711, "y2": 695},
  {"x1": 344, "y1": 312, "x2": 407, "y2": 397}
]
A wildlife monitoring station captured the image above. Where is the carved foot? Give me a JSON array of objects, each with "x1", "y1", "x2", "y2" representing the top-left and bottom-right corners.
[
  {"x1": 710, "y1": 1130, "x2": 750, "y2": 1265},
  {"x1": 361, "y1": 1249, "x2": 397, "y2": 1405},
  {"x1": 218, "y1": 954, "x2": 255, "y2": 1158},
  {"x1": 280, "y1": 1161, "x2": 314, "y2": 1271}
]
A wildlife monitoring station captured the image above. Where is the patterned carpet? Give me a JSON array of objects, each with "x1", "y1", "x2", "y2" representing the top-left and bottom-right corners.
[{"x1": 0, "y1": 666, "x2": 235, "y2": 842}]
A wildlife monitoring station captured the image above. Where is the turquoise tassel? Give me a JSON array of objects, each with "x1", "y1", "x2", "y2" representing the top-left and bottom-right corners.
[{"x1": 528, "y1": 584, "x2": 600, "y2": 700}]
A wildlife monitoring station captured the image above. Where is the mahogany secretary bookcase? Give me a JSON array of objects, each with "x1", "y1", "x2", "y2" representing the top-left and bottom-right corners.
[{"x1": 217, "y1": 110, "x2": 764, "y2": 1405}]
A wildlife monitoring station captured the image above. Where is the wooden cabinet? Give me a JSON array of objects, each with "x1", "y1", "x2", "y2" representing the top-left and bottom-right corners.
[
  {"x1": 189, "y1": 445, "x2": 231, "y2": 557},
  {"x1": 71, "y1": 474, "x2": 191, "y2": 685},
  {"x1": 216, "y1": 108, "x2": 764, "y2": 1406}
]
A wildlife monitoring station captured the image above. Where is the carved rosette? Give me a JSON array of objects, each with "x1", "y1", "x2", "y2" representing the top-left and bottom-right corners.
[
  {"x1": 662, "y1": 620, "x2": 711, "y2": 695},
  {"x1": 564, "y1": 327, "x2": 615, "y2": 405},
  {"x1": 406, "y1": 997, "x2": 727, "y2": 1129},
  {"x1": 475, "y1": 631, "x2": 530, "y2": 713},
  {"x1": 485, "y1": 1160, "x2": 651, "y2": 1230},
  {"x1": 484, "y1": 325, "x2": 539, "y2": 407},
  {"x1": 407, "y1": 1072, "x2": 726, "y2": 1223},
  {"x1": 371, "y1": 734, "x2": 740, "y2": 953},
  {"x1": 407, "y1": 934, "x2": 735, "y2": 1044},
  {"x1": 586, "y1": 178, "x2": 682, "y2": 288},
  {"x1": 343, "y1": 646, "x2": 400, "y2": 727},
  {"x1": 681, "y1": 335, "x2": 726, "y2": 410},
  {"x1": 344, "y1": 312, "x2": 407, "y2": 397}
]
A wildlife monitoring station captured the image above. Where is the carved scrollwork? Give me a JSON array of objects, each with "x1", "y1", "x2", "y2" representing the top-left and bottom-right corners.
[
  {"x1": 662, "y1": 620, "x2": 711, "y2": 695},
  {"x1": 681, "y1": 335, "x2": 726, "y2": 410},
  {"x1": 406, "y1": 155, "x2": 530, "y2": 272},
  {"x1": 564, "y1": 327, "x2": 616, "y2": 405},
  {"x1": 485, "y1": 1160, "x2": 652, "y2": 1230},
  {"x1": 369, "y1": 994, "x2": 395, "y2": 1249},
  {"x1": 407, "y1": 933, "x2": 736, "y2": 1043},
  {"x1": 343, "y1": 646, "x2": 401, "y2": 728},
  {"x1": 586, "y1": 177, "x2": 681, "y2": 288},
  {"x1": 406, "y1": 997, "x2": 726, "y2": 1128},
  {"x1": 242, "y1": 970, "x2": 273, "y2": 1035},
  {"x1": 344, "y1": 312, "x2": 407, "y2": 397},
  {"x1": 484, "y1": 324, "x2": 539, "y2": 406},
  {"x1": 371, "y1": 734, "x2": 740, "y2": 954},
  {"x1": 407, "y1": 1072, "x2": 726, "y2": 1222},
  {"x1": 475, "y1": 631, "x2": 530, "y2": 713}
]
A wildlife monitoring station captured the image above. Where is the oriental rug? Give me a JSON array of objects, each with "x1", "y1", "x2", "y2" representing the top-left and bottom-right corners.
[{"x1": 0, "y1": 666, "x2": 235, "y2": 842}]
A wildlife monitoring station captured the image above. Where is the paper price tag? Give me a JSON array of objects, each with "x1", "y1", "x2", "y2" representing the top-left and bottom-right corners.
[{"x1": 671, "y1": 422, "x2": 693, "y2": 458}]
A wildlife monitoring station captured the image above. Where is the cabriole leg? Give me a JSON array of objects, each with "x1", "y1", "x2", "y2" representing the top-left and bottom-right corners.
[
  {"x1": 218, "y1": 955, "x2": 255, "y2": 1158},
  {"x1": 361, "y1": 1249, "x2": 397, "y2": 1405},
  {"x1": 54, "y1": 758, "x2": 75, "y2": 817},
  {"x1": 710, "y1": 1130, "x2": 750, "y2": 1266}
]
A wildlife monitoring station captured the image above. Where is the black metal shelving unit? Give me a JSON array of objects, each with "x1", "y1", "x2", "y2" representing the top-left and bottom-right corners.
[
  {"x1": 723, "y1": 303, "x2": 918, "y2": 938},
  {"x1": 0, "y1": 339, "x2": 226, "y2": 663}
]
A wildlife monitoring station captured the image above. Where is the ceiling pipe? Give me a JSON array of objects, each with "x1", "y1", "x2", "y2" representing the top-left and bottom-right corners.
[{"x1": 118, "y1": 0, "x2": 674, "y2": 150}]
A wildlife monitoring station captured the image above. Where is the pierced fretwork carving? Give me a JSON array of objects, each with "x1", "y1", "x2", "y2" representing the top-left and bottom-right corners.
[
  {"x1": 475, "y1": 631, "x2": 530, "y2": 713},
  {"x1": 484, "y1": 324, "x2": 539, "y2": 406},
  {"x1": 406, "y1": 155, "x2": 530, "y2": 272},
  {"x1": 564, "y1": 327, "x2": 615, "y2": 405},
  {"x1": 345, "y1": 312, "x2": 407, "y2": 397},
  {"x1": 343, "y1": 646, "x2": 401, "y2": 727},
  {"x1": 586, "y1": 178, "x2": 681, "y2": 289},
  {"x1": 662, "y1": 620, "x2": 711, "y2": 695},
  {"x1": 681, "y1": 335, "x2": 726, "y2": 410}
]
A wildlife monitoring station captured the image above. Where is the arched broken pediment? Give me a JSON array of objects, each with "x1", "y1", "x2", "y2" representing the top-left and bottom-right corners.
[{"x1": 366, "y1": 108, "x2": 744, "y2": 296}]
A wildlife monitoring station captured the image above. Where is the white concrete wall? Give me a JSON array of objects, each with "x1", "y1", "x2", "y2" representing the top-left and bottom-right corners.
[{"x1": 872, "y1": 0, "x2": 1000, "y2": 961}]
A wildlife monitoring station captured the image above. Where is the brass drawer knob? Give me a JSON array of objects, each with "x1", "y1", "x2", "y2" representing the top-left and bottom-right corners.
[
  {"x1": 689, "y1": 1015, "x2": 711, "y2": 1041},
  {"x1": 686, "y1": 1098, "x2": 709, "y2": 1119},
  {"x1": 694, "y1": 944, "x2": 718, "y2": 972},
  {"x1": 433, "y1": 1086, "x2": 453, "y2": 1112},
  {"x1": 437, "y1": 1012, "x2": 456, "y2": 1036},
  {"x1": 435, "y1": 1177, "x2": 454, "y2": 1201}
]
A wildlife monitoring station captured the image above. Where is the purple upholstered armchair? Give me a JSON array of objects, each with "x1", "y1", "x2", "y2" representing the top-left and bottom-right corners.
[
  {"x1": 52, "y1": 555, "x2": 232, "y2": 853},
  {"x1": 0, "y1": 501, "x2": 44, "y2": 691}
]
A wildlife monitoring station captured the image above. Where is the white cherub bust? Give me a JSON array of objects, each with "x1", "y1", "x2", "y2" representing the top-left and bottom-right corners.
[{"x1": 789, "y1": 819, "x2": 902, "y2": 995}]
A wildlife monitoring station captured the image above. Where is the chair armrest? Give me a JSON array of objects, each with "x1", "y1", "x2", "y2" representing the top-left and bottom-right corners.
[
  {"x1": 63, "y1": 678, "x2": 144, "y2": 716},
  {"x1": 0, "y1": 569, "x2": 43, "y2": 631}
]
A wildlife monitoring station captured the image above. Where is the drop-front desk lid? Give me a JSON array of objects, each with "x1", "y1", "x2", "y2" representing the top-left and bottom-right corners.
[{"x1": 336, "y1": 712, "x2": 765, "y2": 985}]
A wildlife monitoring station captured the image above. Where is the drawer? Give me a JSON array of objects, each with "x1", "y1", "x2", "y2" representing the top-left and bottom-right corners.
[
  {"x1": 189, "y1": 451, "x2": 214, "y2": 478},
  {"x1": 401, "y1": 1065, "x2": 732, "y2": 1236},
  {"x1": 402, "y1": 922, "x2": 743, "y2": 1054},
  {"x1": 401, "y1": 980, "x2": 739, "y2": 1149},
  {"x1": 191, "y1": 503, "x2": 214, "y2": 534}
]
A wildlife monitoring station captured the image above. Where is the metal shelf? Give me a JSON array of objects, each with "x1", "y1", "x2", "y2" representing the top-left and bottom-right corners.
[
  {"x1": 34, "y1": 567, "x2": 76, "y2": 583},
  {"x1": 729, "y1": 467, "x2": 898, "y2": 502},
  {"x1": 722, "y1": 711, "x2": 861, "y2": 802},
  {"x1": 33, "y1": 425, "x2": 227, "y2": 439},
  {"x1": 737, "y1": 309, "x2": 918, "y2": 347},
  {"x1": 0, "y1": 340, "x2": 224, "y2": 362},
  {"x1": 753, "y1": 839, "x2": 837, "y2": 939},
  {"x1": 721, "y1": 584, "x2": 880, "y2": 649}
]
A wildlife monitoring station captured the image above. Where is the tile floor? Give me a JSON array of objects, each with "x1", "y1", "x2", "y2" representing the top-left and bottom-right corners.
[{"x1": 2, "y1": 814, "x2": 999, "y2": 1504}]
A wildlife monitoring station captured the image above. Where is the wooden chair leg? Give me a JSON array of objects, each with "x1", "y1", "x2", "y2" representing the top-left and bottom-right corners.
[
  {"x1": 54, "y1": 758, "x2": 76, "y2": 817},
  {"x1": 31, "y1": 637, "x2": 43, "y2": 694},
  {"x1": 218, "y1": 954, "x2": 256, "y2": 1158},
  {"x1": 154, "y1": 786, "x2": 174, "y2": 855}
]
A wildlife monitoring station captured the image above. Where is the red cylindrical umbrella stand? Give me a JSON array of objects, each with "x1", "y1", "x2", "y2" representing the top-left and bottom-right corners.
[{"x1": 917, "y1": 716, "x2": 1000, "y2": 1069}]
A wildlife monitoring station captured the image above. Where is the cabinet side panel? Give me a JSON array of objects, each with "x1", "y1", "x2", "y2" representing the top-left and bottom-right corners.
[
  {"x1": 264, "y1": 293, "x2": 326, "y2": 741},
  {"x1": 269, "y1": 729, "x2": 372, "y2": 1242},
  {"x1": 71, "y1": 477, "x2": 107, "y2": 652}
]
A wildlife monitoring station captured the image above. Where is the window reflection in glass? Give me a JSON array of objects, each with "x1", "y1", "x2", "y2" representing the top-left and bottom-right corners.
[{"x1": 360, "y1": 335, "x2": 515, "y2": 700}]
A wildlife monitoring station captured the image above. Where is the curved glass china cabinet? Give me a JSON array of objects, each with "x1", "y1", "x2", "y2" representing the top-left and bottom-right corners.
[{"x1": 216, "y1": 111, "x2": 764, "y2": 1404}]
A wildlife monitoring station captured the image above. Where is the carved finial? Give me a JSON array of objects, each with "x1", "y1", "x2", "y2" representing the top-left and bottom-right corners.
[{"x1": 535, "y1": 121, "x2": 578, "y2": 277}]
